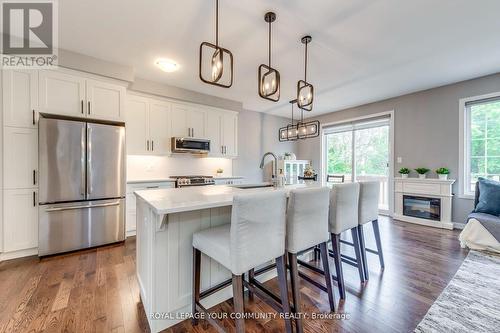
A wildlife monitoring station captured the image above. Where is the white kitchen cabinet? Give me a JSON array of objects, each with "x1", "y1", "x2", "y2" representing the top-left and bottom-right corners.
[
  {"x1": 206, "y1": 110, "x2": 238, "y2": 157},
  {"x1": 213, "y1": 178, "x2": 244, "y2": 185},
  {"x1": 3, "y1": 127, "x2": 38, "y2": 189},
  {"x1": 170, "y1": 103, "x2": 206, "y2": 138},
  {"x1": 3, "y1": 189, "x2": 38, "y2": 252},
  {"x1": 86, "y1": 79, "x2": 126, "y2": 121},
  {"x1": 39, "y1": 70, "x2": 86, "y2": 117},
  {"x1": 39, "y1": 69, "x2": 126, "y2": 121},
  {"x1": 2, "y1": 69, "x2": 38, "y2": 128},
  {"x1": 126, "y1": 181, "x2": 175, "y2": 235},
  {"x1": 126, "y1": 95, "x2": 170, "y2": 155}
]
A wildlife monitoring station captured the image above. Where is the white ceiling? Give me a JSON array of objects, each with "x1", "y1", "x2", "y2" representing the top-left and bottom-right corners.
[{"x1": 59, "y1": 0, "x2": 500, "y2": 118}]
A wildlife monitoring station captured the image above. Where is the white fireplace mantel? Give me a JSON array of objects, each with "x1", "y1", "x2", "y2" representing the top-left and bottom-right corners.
[{"x1": 394, "y1": 177, "x2": 456, "y2": 230}]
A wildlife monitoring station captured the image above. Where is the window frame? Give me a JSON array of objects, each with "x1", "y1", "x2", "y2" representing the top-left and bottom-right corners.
[{"x1": 459, "y1": 92, "x2": 500, "y2": 198}]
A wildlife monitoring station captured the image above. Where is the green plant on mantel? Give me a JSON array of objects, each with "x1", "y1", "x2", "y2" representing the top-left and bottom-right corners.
[
  {"x1": 435, "y1": 167, "x2": 450, "y2": 175},
  {"x1": 414, "y1": 167, "x2": 430, "y2": 175},
  {"x1": 398, "y1": 167, "x2": 410, "y2": 174}
]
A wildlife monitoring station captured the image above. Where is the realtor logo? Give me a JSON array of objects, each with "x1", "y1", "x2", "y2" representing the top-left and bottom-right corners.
[{"x1": 1, "y1": 0, "x2": 58, "y2": 68}]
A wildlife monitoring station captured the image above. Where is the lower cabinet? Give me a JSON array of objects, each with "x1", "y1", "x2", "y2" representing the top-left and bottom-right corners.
[
  {"x1": 213, "y1": 178, "x2": 244, "y2": 185},
  {"x1": 126, "y1": 181, "x2": 175, "y2": 235},
  {"x1": 3, "y1": 189, "x2": 38, "y2": 253}
]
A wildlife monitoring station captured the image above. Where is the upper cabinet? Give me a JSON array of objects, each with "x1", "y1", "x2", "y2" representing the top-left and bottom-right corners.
[
  {"x1": 170, "y1": 103, "x2": 206, "y2": 138},
  {"x1": 38, "y1": 69, "x2": 126, "y2": 122},
  {"x1": 2, "y1": 69, "x2": 39, "y2": 128},
  {"x1": 86, "y1": 79, "x2": 126, "y2": 122},
  {"x1": 206, "y1": 110, "x2": 238, "y2": 157},
  {"x1": 126, "y1": 95, "x2": 170, "y2": 155}
]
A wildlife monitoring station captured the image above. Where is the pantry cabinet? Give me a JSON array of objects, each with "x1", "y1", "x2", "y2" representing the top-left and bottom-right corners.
[
  {"x1": 39, "y1": 69, "x2": 126, "y2": 121},
  {"x1": 2, "y1": 69, "x2": 39, "y2": 128},
  {"x1": 126, "y1": 95, "x2": 170, "y2": 155},
  {"x1": 3, "y1": 127, "x2": 38, "y2": 189},
  {"x1": 3, "y1": 189, "x2": 38, "y2": 252}
]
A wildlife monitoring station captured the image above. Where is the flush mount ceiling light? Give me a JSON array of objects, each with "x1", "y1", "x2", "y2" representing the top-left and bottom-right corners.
[
  {"x1": 297, "y1": 35, "x2": 314, "y2": 111},
  {"x1": 258, "y1": 12, "x2": 280, "y2": 102},
  {"x1": 279, "y1": 99, "x2": 320, "y2": 142},
  {"x1": 199, "y1": 0, "x2": 233, "y2": 88},
  {"x1": 155, "y1": 58, "x2": 179, "y2": 72}
]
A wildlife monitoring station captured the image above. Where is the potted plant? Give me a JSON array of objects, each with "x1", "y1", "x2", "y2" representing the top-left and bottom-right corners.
[
  {"x1": 399, "y1": 167, "x2": 410, "y2": 179},
  {"x1": 436, "y1": 167, "x2": 450, "y2": 180},
  {"x1": 415, "y1": 168, "x2": 430, "y2": 179}
]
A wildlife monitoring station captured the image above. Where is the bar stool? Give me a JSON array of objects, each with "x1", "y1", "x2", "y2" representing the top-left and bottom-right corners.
[
  {"x1": 329, "y1": 182, "x2": 365, "y2": 300},
  {"x1": 286, "y1": 187, "x2": 335, "y2": 333},
  {"x1": 357, "y1": 181, "x2": 384, "y2": 280},
  {"x1": 192, "y1": 191, "x2": 292, "y2": 333}
]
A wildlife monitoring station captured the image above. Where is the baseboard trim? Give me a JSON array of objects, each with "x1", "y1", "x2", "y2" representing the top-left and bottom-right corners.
[
  {"x1": 0, "y1": 247, "x2": 38, "y2": 262},
  {"x1": 453, "y1": 222, "x2": 465, "y2": 230},
  {"x1": 126, "y1": 230, "x2": 136, "y2": 238}
]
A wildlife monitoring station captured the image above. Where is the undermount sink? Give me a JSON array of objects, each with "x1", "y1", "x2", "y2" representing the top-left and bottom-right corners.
[{"x1": 233, "y1": 183, "x2": 274, "y2": 189}]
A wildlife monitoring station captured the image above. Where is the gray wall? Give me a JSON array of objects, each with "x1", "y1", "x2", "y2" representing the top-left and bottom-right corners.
[{"x1": 298, "y1": 72, "x2": 500, "y2": 225}]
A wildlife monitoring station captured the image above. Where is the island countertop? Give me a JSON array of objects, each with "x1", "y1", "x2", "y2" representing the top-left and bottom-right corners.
[{"x1": 134, "y1": 182, "x2": 323, "y2": 215}]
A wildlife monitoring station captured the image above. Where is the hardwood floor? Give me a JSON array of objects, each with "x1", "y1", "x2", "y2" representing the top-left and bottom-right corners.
[{"x1": 0, "y1": 217, "x2": 468, "y2": 333}]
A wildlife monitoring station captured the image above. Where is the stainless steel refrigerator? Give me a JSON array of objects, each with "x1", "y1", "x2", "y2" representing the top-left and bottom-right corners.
[{"x1": 38, "y1": 114, "x2": 126, "y2": 256}]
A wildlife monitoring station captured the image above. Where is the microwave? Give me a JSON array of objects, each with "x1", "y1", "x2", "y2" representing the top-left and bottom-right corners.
[{"x1": 171, "y1": 137, "x2": 210, "y2": 153}]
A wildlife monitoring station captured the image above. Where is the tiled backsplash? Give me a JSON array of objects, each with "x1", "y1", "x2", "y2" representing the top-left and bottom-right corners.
[{"x1": 127, "y1": 155, "x2": 233, "y2": 180}]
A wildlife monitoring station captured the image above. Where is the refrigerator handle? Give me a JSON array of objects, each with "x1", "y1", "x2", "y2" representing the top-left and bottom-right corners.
[
  {"x1": 81, "y1": 126, "x2": 86, "y2": 196},
  {"x1": 87, "y1": 125, "x2": 92, "y2": 196}
]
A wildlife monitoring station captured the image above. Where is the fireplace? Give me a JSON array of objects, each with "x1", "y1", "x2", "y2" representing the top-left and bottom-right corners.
[{"x1": 403, "y1": 195, "x2": 441, "y2": 221}]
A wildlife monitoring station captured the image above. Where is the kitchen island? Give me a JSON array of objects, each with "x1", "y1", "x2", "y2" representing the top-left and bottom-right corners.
[{"x1": 134, "y1": 183, "x2": 320, "y2": 332}]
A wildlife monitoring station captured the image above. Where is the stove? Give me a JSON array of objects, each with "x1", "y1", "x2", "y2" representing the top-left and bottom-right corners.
[{"x1": 169, "y1": 175, "x2": 215, "y2": 188}]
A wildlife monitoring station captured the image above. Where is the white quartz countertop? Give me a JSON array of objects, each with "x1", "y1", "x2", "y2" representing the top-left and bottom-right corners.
[
  {"x1": 127, "y1": 178, "x2": 176, "y2": 184},
  {"x1": 213, "y1": 176, "x2": 244, "y2": 180},
  {"x1": 134, "y1": 182, "x2": 323, "y2": 215}
]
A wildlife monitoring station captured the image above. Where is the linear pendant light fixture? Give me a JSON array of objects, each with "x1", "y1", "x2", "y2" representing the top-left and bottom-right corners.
[
  {"x1": 199, "y1": 0, "x2": 233, "y2": 88},
  {"x1": 258, "y1": 12, "x2": 280, "y2": 102},
  {"x1": 297, "y1": 35, "x2": 313, "y2": 111},
  {"x1": 279, "y1": 99, "x2": 320, "y2": 141}
]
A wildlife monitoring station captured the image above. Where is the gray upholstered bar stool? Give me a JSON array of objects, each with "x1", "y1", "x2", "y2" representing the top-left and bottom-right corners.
[
  {"x1": 357, "y1": 181, "x2": 385, "y2": 280},
  {"x1": 286, "y1": 187, "x2": 335, "y2": 333},
  {"x1": 328, "y1": 182, "x2": 365, "y2": 300},
  {"x1": 191, "y1": 191, "x2": 292, "y2": 333}
]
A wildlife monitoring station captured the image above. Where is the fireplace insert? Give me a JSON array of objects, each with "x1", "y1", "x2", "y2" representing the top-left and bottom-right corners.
[{"x1": 403, "y1": 195, "x2": 441, "y2": 221}]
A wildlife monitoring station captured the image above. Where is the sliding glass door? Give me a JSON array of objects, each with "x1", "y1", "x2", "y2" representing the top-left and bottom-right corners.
[{"x1": 324, "y1": 118, "x2": 390, "y2": 212}]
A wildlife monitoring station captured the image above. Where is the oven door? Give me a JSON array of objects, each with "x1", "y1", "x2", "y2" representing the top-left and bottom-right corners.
[{"x1": 171, "y1": 137, "x2": 210, "y2": 153}]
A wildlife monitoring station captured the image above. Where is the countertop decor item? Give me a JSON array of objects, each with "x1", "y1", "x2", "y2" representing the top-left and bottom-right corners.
[
  {"x1": 283, "y1": 152, "x2": 296, "y2": 160},
  {"x1": 279, "y1": 100, "x2": 320, "y2": 141},
  {"x1": 258, "y1": 12, "x2": 280, "y2": 102},
  {"x1": 436, "y1": 167, "x2": 450, "y2": 180},
  {"x1": 415, "y1": 167, "x2": 430, "y2": 179},
  {"x1": 199, "y1": 0, "x2": 233, "y2": 88},
  {"x1": 399, "y1": 167, "x2": 410, "y2": 179},
  {"x1": 216, "y1": 168, "x2": 224, "y2": 175},
  {"x1": 303, "y1": 165, "x2": 315, "y2": 178},
  {"x1": 297, "y1": 36, "x2": 314, "y2": 111}
]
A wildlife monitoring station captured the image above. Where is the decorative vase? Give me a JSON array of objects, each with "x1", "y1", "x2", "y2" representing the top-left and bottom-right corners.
[
  {"x1": 419, "y1": 174, "x2": 426, "y2": 179},
  {"x1": 401, "y1": 174, "x2": 408, "y2": 179},
  {"x1": 438, "y1": 174, "x2": 448, "y2": 180}
]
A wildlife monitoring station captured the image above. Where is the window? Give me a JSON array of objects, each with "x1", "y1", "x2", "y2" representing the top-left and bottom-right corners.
[{"x1": 462, "y1": 95, "x2": 500, "y2": 196}]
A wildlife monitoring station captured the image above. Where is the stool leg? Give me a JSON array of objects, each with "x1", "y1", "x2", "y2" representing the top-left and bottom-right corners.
[
  {"x1": 288, "y1": 253, "x2": 303, "y2": 333},
  {"x1": 357, "y1": 224, "x2": 369, "y2": 280},
  {"x1": 232, "y1": 274, "x2": 245, "y2": 333},
  {"x1": 276, "y1": 255, "x2": 293, "y2": 333},
  {"x1": 331, "y1": 233, "x2": 346, "y2": 300},
  {"x1": 351, "y1": 227, "x2": 365, "y2": 283},
  {"x1": 372, "y1": 220, "x2": 385, "y2": 268},
  {"x1": 248, "y1": 269, "x2": 255, "y2": 300},
  {"x1": 319, "y1": 242, "x2": 335, "y2": 312},
  {"x1": 192, "y1": 247, "x2": 201, "y2": 326}
]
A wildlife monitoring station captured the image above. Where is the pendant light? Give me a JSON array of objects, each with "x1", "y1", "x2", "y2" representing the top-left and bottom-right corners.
[
  {"x1": 199, "y1": 0, "x2": 233, "y2": 88},
  {"x1": 258, "y1": 12, "x2": 280, "y2": 102},
  {"x1": 297, "y1": 35, "x2": 313, "y2": 111},
  {"x1": 279, "y1": 100, "x2": 320, "y2": 142}
]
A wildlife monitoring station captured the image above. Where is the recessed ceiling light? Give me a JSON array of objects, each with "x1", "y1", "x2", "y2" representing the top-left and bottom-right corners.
[{"x1": 155, "y1": 58, "x2": 179, "y2": 72}]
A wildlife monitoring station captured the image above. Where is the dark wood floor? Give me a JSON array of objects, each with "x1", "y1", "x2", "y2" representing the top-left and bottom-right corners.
[{"x1": 0, "y1": 217, "x2": 468, "y2": 333}]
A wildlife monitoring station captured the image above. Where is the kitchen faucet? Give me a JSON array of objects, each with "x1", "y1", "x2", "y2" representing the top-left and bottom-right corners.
[{"x1": 259, "y1": 152, "x2": 278, "y2": 186}]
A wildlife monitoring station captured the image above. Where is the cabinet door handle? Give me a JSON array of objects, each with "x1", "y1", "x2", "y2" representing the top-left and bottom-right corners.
[
  {"x1": 146, "y1": 140, "x2": 149, "y2": 151},
  {"x1": 192, "y1": 128, "x2": 195, "y2": 137},
  {"x1": 221, "y1": 146, "x2": 223, "y2": 154},
  {"x1": 151, "y1": 140, "x2": 154, "y2": 151},
  {"x1": 81, "y1": 100, "x2": 84, "y2": 114},
  {"x1": 88, "y1": 101, "x2": 91, "y2": 114},
  {"x1": 32, "y1": 110, "x2": 35, "y2": 125},
  {"x1": 33, "y1": 170, "x2": 36, "y2": 185},
  {"x1": 33, "y1": 191, "x2": 36, "y2": 207}
]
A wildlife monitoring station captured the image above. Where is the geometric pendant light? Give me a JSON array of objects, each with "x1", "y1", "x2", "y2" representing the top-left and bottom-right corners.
[
  {"x1": 279, "y1": 99, "x2": 320, "y2": 142},
  {"x1": 258, "y1": 12, "x2": 280, "y2": 102},
  {"x1": 296, "y1": 35, "x2": 313, "y2": 111},
  {"x1": 199, "y1": 0, "x2": 233, "y2": 88}
]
